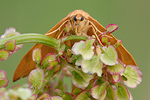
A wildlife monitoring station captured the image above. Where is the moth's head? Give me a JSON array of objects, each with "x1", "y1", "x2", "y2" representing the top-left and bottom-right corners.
[
  {"x1": 73, "y1": 14, "x2": 85, "y2": 25},
  {"x1": 69, "y1": 10, "x2": 89, "y2": 26}
]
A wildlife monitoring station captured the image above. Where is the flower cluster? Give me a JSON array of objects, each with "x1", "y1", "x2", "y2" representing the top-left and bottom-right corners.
[
  {"x1": 0, "y1": 28, "x2": 23, "y2": 61},
  {"x1": 0, "y1": 85, "x2": 32, "y2": 100},
  {"x1": 0, "y1": 24, "x2": 142, "y2": 100},
  {"x1": 0, "y1": 70, "x2": 9, "y2": 88},
  {"x1": 26, "y1": 24, "x2": 142, "y2": 100}
]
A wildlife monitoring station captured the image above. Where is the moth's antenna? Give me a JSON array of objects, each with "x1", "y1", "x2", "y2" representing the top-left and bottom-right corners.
[{"x1": 46, "y1": 20, "x2": 69, "y2": 35}]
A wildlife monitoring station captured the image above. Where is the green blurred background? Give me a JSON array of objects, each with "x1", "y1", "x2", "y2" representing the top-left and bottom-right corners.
[{"x1": 0, "y1": 0, "x2": 149, "y2": 100}]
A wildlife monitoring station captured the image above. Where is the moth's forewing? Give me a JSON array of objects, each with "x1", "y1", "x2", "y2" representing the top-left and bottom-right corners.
[
  {"x1": 13, "y1": 44, "x2": 56, "y2": 81},
  {"x1": 13, "y1": 16, "x2": 69, "y2": 82},
  {"x1": 88, "y1": 16, "x2": 137, "y2": 66},
  {"x1": 108, "y1": 33, "x2": 137, "y2": 66}
]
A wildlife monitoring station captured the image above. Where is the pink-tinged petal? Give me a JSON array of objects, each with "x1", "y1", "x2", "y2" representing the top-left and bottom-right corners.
[
  {"x1": 68, "y1": 67, "x2": 93, "y2": 89},
  {"x1": 75, "y1": 91, "x2": 90, "y2": 100},
  {"x1": 106, "y1": 62, "x2": 124, "y2": 75},
  {"x1": 38, "y1": 93, "x2": 51, "y2": 100},
  {"x1": 51, "y1": 96, "x2": 63, "y2": 100},
  {"x1": 106, "y1": 24, "x2": 118, "y2": 33},
  {"x1": 71, "y1": 87, "x2": 82, "y2": 96},
  {"x1": 0, "y1": 70, "x2": 7, "y2": 78},
  {"x1": 62, "y1": 92, "x2": 74, "y2": 100},
  {"x1": 28, "y1": 69, "x2": 44, "y2": 89},
  {"x1": 72, "y1": 41, "x2": 85, "y2": 55},
  {"x1": 128, "y1": 89, "x2": 133, "y2": 100},
  {"x1": 9, "y1": 44, "x2": 23, "y2": 55},
  {"x1": 1, "y1": 27, "x2": 20, "y2": 39},
  {"x1": 91, "y1": 85, "x2": 99, "y2": 99},
  {"x1": 115, "y1": 83, "x2": 130, "y2": 100},
  {"x1": 0, "y1": 92, "x2": 5, "y2": 99},
  {"x1": 79, "y1": 39, "x2": 95, "y2": 60},
  {"x1": 81, "y1": 55, "x2": 103, "y2": 77},
  {"x1": 67, "y1": 49, "x2": 72, "y2": 57},
  {"x1": 122, "y1": 65, "x2": 142, "y2": 88},
  {"x1": 40, "y1": 53, "x2": 56, "y2": 68},
  {"x1": 105, "y1": 85, "x2": 116, "y2": 100},
  {"x1": 96, "y1": 45, "x2": 102, "y2": 57},
  {"x1": 114, "y1": 40, "x2": 122, "y2": 47},
  {"x1": 0, "y1": 49, "x2": 10, "y2": 61},
  {"x1": 28, "y1": 94, "x2": 38, "y2": 100},
  {"x1": 91, "y1": 82, "x2": 107, "y2": 99},
  {"x1": 15, "y1": 44, "x2": 23, "y2": 51},
  {"x1": 5, "y1": 40, "x2": 16, "y2": 52},
  {"x1": 0, "y1": 78, "x2": 9, "y2": 88},
  {"x1": 100, "y1": 35, "x2": 110, "y2": 45},
  {"x1": 100, "y1": 45, "x2": 118, "y2": 66},
  {"x1": 5, "y1": 27, "x2": 16, "y2": 34},
  {"x1": 62, "y1": 67, "x2": 72, "y2": 76},
  {"x1": 47, "y1": 61, "x2": 59, "y2": 71},
  {"x1": 32, "y1": 48, "x2": 42, "y2": 63},
  {"x1": 111, "y1": 75, "x2": 121, "y2": 83}
]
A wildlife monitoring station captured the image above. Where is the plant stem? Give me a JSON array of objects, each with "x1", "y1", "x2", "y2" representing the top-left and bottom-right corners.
[
  {"x1": 0, "y1": 33, "x2": 60, "y2": 50},
  {"x1": 0, "y1": 34, "x2": 88, "y2": 50},
  {"x1": 62, "y1": 35, "x2": 87, "y2": 42}
]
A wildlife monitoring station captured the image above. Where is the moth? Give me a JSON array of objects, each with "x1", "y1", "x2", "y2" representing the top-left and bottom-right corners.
[{"x1": 13, "y1": 10, "x2": 136, "y2": 82}]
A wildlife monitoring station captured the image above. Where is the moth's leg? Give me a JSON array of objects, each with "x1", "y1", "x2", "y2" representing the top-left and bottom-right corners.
[
  {"x1": 90, "y1": 25, "x2": 102, "y2": 45},
  {"x1": 82, "y1": 24, "x2": 102, "y2": 45},
  {"x1": 57, "y1": 20, "x2": 72, "y2": 39},
  {"x1": 89, "y1": 21, "x2": 103, "y2": 34},
  {"x1": 47, "y1": 20, "x2": 69, "y2": 35},
  {"x1": 89, "y1": 21, "x2": 112, "y2": 39}
]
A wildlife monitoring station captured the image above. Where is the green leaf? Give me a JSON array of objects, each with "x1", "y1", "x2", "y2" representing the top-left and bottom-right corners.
[
  {"x1": 91, "y1": 82, "x2": 107, "y2": 99},
  {"x1": 32, "y1": 48, "x2": 42, "y2": 64},
  {"x1": 106, "y1": 24, "x2": 118, "y2": 33},
  {"x1": 81, "y1": 55, "x2": 103, "y2": 77},
  {"x1": 122, "y1": 65, "x2": 142, "y2": 88},
  {"x1": 28, "y1": 69, "x2": 44, "y2": 89},
  {"x1": 0, "y1": 78, "x2": 9, "y2": 88},
  {"x1": 51, "y1": 96, "x2": 63, "y2": 100},
  {"x1": 75, "y1": 55, "x2": 83, "y2": 66},
  {"x1": 106, "y1": 62, "x2": 124, "y2": 75},
  {"x1": 0, "y1": 49, "x2": 9, "y2": 61},
  {"x1": 38, "y1": 93, "x2": 51, "y2": 100},
  {"x1": 68, "y1": 67, "x2": 93, "y2": 89},
  {"x1": 100, "y1": 45, "x2": 118, "y2": 65},
  {"x1": 15, "y1": 88, "x2": 32, "y2": 100},
  {"x1": 79, "y1": 39, "x2": 95, "y2": 60},
  {"x1": 72, "y1": 88, "x2": 82, "y2": 96},
  {"x1": 28, "y1": 94, "x2": 37, "y2": 100},
  {"x1": 72, "y1": 41, "x2": 85, "y2": 55},
  {"x1": 0, "y1": 70, "x2": 6, "y2": 78},
  {"x1": 105, "y1": 85, "x2": 116, "y2": 100},
  {"x1": 75, "y1": 92, "x2": 90, "y2": 100},
  {"x1": 5, "y1": 40, "x2": 16, "y2": 51},
  {"x1": 111, "y1": 75, "x2": 121, "y2": 83},
  {"x1": 101, "y1": 35, "x2": 109, "y2": 45},
  {"x1": 115, "y1": 83, "x2": 130, "y2": 100},
  {"x1": 62, "y1": 93, "x2": 73, "y2": 100},
  {"x1": 41, "y1": 53, "x2": 56, "y2": 68},
  {"x1": 58, "y1": 43, "x2": 66, "y2": 56}
]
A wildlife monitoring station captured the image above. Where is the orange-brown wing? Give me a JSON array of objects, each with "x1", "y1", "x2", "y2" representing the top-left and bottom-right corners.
[
  {"x1": 13, "y1": 16, "x2": 69, "y2": 82},
  {"x1": 88, "y1": 16, "x2": 137, "y2": 66}
]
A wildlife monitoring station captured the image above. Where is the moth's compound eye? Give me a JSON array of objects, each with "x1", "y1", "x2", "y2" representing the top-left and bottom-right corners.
[
  {"x1": 81, "y1": 16, "x2": 84, "y2": 21},
  {"x1": 74, "y1": 16, "x2": 77, "y2": 21}
]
